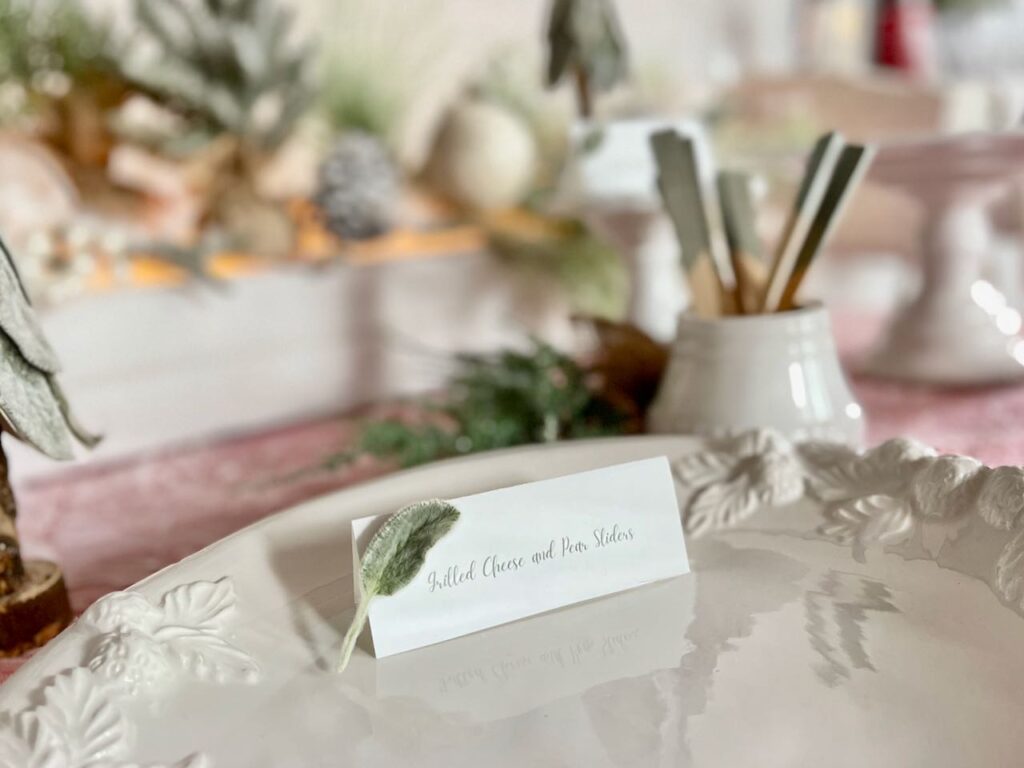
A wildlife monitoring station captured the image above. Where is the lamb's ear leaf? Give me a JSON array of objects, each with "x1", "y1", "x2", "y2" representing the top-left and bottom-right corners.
[
  {"x1": 47, "y1": 378, "x2": 101, "y2": 449},
  {"x1": 338, "y1": 499, "x2": 460, "y2": 672},
  {"x1": 361, "y1": 499, "x2": 460, "y2": 596},
  {"x1": 0, "y1": 332, "x2": 73, "y2": 460}
]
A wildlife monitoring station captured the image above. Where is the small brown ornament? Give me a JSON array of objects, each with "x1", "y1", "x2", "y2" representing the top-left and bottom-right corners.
[
  {"x1": 576, "y1": 316, "x2": 668, "y2": 430},
  {"x1": 0, "y1": 561, "x2": 72, "y2": 658}
]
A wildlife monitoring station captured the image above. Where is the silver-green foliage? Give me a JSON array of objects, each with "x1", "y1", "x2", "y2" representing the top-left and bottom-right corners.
[
  {"x1": 933, "y1": 0, "x2": 1006, "y2": 11},
  {"x1": 546, "y1": 0, "x2": 628, "y2": 96},
  {"x1": 0, "y1": 0, "x2": 121, "y2": 89},
  {"x1": 126, "y1": 0, "x2": 313, "y2": 149},
  {"x1": 338, "y1": 499, "x2": 460, "y2": 672},
  {"x1": 0, "y1": 237, "x2": 99, "y2": 459},
  {"x1": 317, "y1": 0, "x2": 448, "y2": 142}
]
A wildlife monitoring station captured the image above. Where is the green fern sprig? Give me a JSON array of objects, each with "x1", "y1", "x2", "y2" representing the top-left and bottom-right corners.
[{"x1": 321, "y1": 339, "x2": 633, "y2": 473}]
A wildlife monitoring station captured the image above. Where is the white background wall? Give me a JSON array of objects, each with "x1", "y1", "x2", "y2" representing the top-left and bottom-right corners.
[
  {"x1": 305, "y1": 0, "x2": 800, "y2": 130},
  {"x1": 97, "y1": 0, "x2": 801, "y2": 162}
]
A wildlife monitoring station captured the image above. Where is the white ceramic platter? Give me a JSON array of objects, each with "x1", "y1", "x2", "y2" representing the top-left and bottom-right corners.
[{"x1": 2, "y1": 431, "x2": 1023, "y2": 767}]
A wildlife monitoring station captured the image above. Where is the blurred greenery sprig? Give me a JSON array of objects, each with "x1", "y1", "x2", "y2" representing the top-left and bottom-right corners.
[
  {"x1": 933, "y1": 0, "x2": 1006, "y2": 12},
  {"x1": 321, "y1": 339, "x2": 634, "y2": 471},
  {"x1": 123, "y1": 0, "x2": 313, "y2": 152},
  {"x1": 489, "y1": 219, "x2": 628, "y2": 320},
  {"x1": 546, "y1": 0, "x2": 628, "y2": 117},
  {"x1": 0, "y1": 0, "x2": 122, "y2": 96},
  {"x1": 317, "y1": 0, "x2": 448, "y2": 149}
]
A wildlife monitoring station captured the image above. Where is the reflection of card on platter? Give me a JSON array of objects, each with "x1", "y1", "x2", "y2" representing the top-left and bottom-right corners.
[
  {"x1": 374, "y1": 576, "x2": 696, "y2": 722},
  {"x1": 351, "y1": 457, "x2": 690, "y2": 658}
]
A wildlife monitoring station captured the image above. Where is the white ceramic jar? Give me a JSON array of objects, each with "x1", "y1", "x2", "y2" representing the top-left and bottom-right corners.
[{"x1": 647, "y1": 304, "x2": 865, "y2": 445}]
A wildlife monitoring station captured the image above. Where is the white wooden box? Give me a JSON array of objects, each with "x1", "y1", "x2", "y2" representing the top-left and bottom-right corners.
[{"x1": 12, "y1": 252, "x2": 571, "y2": 479}]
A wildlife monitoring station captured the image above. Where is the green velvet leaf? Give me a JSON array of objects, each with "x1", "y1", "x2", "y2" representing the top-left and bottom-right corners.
[
  {"x1": 47, "y1": 377, "x2": 101, "y2": 449},
  {"x1": 0, "y1": 329, "x2": 73, "y2": 460},
  {"x1": 0, "y1": 238, "x2": 99, "y2": 456},
  {"x1": 338, "y1": 499, "x2": 460, "y2": 672},
  {"x1": 546, "y1": 0, "x2": 628, "y2": 93},
  {"x1": 0, "y1": 238, "x2": 60, "y2": 374},
  {"x1": 361, "y1": 499, "x2": 460, "y2": 597}
]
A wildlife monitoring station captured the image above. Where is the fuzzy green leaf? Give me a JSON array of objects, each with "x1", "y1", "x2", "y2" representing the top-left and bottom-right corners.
[
  {"x1": 0, "y1": 238, "x2": 60, "y2": 374},
  {"x1": 338, "y1": 499, "x2": 460, "y2": 672},
  {"x1": 0, "y1": 328, "x2": 72, "y2": 459},
  {"x1": 0, "y1": 0, "x2": 122, "y2": 89},
  {"x1": 361, "y1": 499, "x2": 460, "y2": 597},
  {"x1": 934, "y1": 0, "x2": 1006, "y2": 12},
  {"x1": 546, "y1": 0, "x2": 628, "y2": 93}
]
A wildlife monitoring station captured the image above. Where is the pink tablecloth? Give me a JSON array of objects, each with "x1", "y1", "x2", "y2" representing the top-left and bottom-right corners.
[
  {"x1": 5, "y1": 338, "x2": 1024, "y2": 681},
  {"x1": 2, "y1": 411, "x2": 396, "y2": 682}
]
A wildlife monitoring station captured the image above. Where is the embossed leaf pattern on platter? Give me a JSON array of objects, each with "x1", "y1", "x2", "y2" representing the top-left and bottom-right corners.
[
  {"x1": 976, "y1": 466, "x2": 1024, "y2": 531},
  {"x1": 686, "y1": 478, "x2": 760, "y2": 536},
  {"x1": 159, "y1": 580, "x2": 235, "y2": 632},
  {"x1": 0, "y1": 668, "x2": 135, "y2": 768},
  {"x1": 680, "y1": 430, "x2": 969, "y2": 542},
  {"x1": 0, "y1": 579, "x2": 258, "y2": 767},
  {"x1": 819, "y1": 495, "x2": 914, "y2": 548},
  {"x1": 675, "y1": 430, "x2": 806, "y2": 536},
  {"x1": 996, "y1": 528, "x2": 1024, "y2": 611},
  {"x1": 32, "y1": 668, "x2": 126, "y2": 766},
  {"x1": 684, "y1": 453, "x2": 805, "y2": 536},
  {"x1": 149, "y1": 627, "x2": 258, "y2": 684},
  {"x1": 85, "y1": 592, "x2": 161, "y2": 635},
  {"x1": 673, "y1": 450, "x2": 736, "y2": 489},
  {"x1": 677, "y1": 429, "x2": 1024, "y2": 615},
  {"x1": 86, "y1": 577, "x2": 259, "y2": 690},
  {"x1": 801, "y1": 438, "x2": 934, "y2": 502}
]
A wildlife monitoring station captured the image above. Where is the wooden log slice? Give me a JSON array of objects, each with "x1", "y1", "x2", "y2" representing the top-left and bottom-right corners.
[{"x1": 0, "y1": 560, "x2": 72, "y2": 657}]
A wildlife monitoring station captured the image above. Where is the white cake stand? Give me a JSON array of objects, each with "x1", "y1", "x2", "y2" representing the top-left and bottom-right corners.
[{"x1": 865, "y1": 132, "x2": 1024, "y2": 385}]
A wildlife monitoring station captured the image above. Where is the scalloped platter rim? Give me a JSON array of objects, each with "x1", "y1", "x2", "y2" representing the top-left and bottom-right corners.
[{"x1": 0, "y1": 431, "x2": 1022, "y2": 767}]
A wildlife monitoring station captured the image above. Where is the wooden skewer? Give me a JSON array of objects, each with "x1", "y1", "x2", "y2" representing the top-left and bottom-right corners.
[
  {"x1": 717, "y1": 171, "x2": 767, "y2": 314},
  {"x1": 777, "y1": 143, "x2": 876, "y2": 311},
  {"x1": 761, "y1": 132, "x2": 846, "y2": 313},
  {"x1": 699, "y1": 149, "x2": 739, "y2": 312},
  {"x1": 650, "y1": 130, "x2": 729, "y2": 317}
]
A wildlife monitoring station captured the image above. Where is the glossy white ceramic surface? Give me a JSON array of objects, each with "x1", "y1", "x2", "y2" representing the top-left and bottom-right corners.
[
  {"x1": 1, "y1": 433, "x2": 1022, "y2": 768},
  {"x1": 867, "y1": 132, "x2": 1024, "y2": 384},
  {"x1": 648, "y1": 305, "x2": 865, "y2": 445}
]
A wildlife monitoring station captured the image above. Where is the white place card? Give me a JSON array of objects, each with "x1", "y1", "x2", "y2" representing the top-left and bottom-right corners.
[{"x1": 351, "y1": 457, "x2": 690, "y2": 658}]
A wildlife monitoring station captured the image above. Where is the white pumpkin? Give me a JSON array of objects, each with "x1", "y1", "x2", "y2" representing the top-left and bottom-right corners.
[{"x1": 423, "y1": 98, "x2": 537, "y2": 211}]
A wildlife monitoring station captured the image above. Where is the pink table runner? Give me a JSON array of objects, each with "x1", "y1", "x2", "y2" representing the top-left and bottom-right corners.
[{"x1": 5, "y1": 329, "x2": 1024, "y2": 680}]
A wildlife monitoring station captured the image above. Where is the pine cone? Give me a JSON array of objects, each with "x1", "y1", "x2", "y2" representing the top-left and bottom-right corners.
[{"x1": 314, "y1": 132, "x2": 398, "y2": 241}]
